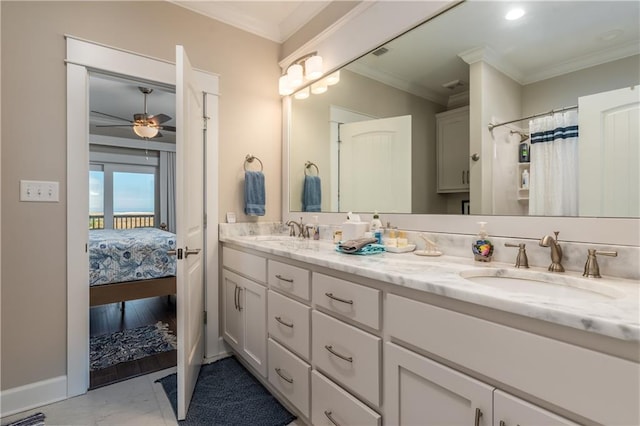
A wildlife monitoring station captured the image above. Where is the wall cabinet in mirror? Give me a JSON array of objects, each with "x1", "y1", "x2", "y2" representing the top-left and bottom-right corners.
[{"x1": 436, "y1": 106, "x2": 470, "y2": 193}]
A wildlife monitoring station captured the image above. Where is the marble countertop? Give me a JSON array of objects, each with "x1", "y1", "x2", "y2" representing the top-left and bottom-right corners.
[{"x1": 220, "y1": 235, "x2": 640, "y2": 342}]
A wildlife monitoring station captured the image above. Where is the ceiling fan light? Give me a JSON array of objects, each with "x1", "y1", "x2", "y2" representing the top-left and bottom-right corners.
[
  {"x1": 305, "y1": 55, "x2": 323, "y2": 80},
  {"x1": 133, "y1": 124, "x2": 159, "y2": 139},
  {"x1": 279, "y1": 74, "x2": 294, "y2": 96},
  {"x1": 326, "y1": 71, "x2": 340, "y2": 86},
  {"x1": 287, "y1": 63, "x2": 304, "y2": 86}
]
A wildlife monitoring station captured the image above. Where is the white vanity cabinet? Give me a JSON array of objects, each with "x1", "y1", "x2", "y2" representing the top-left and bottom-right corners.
[
  {"x1": 222, "y1": 247, "x2": 267, "y2": 377},
  {"x1": 436, "y1": 105, "x2": 470, "y2": 193},
  {"x1": 385, "y1": 342, "x2": 494, "y2": 425},
  {"x1": 266, "y1": 259, "x2": 313, "y2": 419},
  {"x1": 493, "y1": 389, "x2": 579, "y2": 426}
]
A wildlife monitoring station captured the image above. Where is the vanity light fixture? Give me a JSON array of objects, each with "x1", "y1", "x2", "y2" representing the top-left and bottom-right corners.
[
  {"x1": 505, "y1": 8, "x2": 525, "y2": 20},
  {"x1": 325, "y1": 71, "x2": 340, "y2": 86},
  {"x1": 294, "y1": 87, "x2": 310, "y2": 100},
  {"x1": 133, "y1": 124, "x2": 159, "y2": 139},
  {"x1": 311, "y1": 80, "x2": 328, "y2": 95},
  {"x1": 279, "y1": 51, "x2": 324, "y2": 96}
]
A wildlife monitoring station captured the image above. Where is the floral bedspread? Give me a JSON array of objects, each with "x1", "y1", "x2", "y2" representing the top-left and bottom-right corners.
[{"x1": 89, "y1": 228, "x2": 177, "y2": 286}]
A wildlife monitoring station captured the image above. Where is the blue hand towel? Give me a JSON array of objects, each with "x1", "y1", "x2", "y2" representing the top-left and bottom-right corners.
[
  {"x1": 244, "y1": 171, "x2": 265, "y2": 216},
  {"x1": 302, "y1": 175, "x2": 321, "y2": 212}
]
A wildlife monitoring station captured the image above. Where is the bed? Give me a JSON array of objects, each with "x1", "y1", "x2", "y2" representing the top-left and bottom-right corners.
[{"x1": 89, "y1": 228, "x2": 177, "y2": 306}]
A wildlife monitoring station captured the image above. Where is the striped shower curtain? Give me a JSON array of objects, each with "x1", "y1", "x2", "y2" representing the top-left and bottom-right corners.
[{"x1": 528, "y1": 110, "x2": 579, "y2": 216}]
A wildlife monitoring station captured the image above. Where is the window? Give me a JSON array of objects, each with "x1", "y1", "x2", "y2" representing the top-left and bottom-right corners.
[{"x1": 89, "y1": 163, "x2": 157, "y2": 230}]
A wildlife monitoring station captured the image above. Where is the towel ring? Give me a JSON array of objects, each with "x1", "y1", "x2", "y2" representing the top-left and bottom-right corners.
[
  {"x1": 244, "y1": 154, "x2": 263, "y2": 172},
  {"x1": 304, "y1": 161, "x2": 319, "y2": 176}
]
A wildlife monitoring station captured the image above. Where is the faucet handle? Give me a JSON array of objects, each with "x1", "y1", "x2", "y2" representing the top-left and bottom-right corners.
[
  {"x1": 583, "y1": 249, "x2": 618, "y2": 278},
  {"x1": 504, "y1": 243, "x2": 529, "y2": 268}
]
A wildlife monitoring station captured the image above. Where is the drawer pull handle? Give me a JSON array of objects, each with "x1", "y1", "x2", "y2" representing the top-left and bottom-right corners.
[
  {"x1": 274, "y1": 367, "x2": 294, "y2": 384},
  {"x1": 474, "y1": 408, "x2": 483, "y2": 426},
  {"x1": 275, "y1": 316, "x2": 294, "y2": 328},
  {"x1": 324, "y1": 345, "x2": 353, "y2": 363},
  {"x1": 325, "y1": 292, "x2": 353, "y2": 305},
  {"x1": 324, "y1": 410, "x2": 341, "y2": 426},
  {"x1": 275, "y1": 274, "x2": 294, "y2": 283}
]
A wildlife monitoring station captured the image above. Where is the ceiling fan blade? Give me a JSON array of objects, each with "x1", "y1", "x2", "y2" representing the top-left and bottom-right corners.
[
  {"x1": 91, "y1": 110, "x2": 133, "y2": 123},
  {"x1": 158, "y1": 125, "x2": 176, "y2": 132},
  {"x1": 148, "y1": 113, "x2": 172, "y2": 125}
]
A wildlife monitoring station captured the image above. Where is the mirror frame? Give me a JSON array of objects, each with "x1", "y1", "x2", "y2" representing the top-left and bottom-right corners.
[{"x1": 281, "y1": 0, "x2": 639, "y2": 246}]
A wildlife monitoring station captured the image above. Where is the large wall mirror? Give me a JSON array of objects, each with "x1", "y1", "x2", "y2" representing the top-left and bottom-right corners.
[{"x1": 288, "y1": 1, "x2": 639, "y2": 218}]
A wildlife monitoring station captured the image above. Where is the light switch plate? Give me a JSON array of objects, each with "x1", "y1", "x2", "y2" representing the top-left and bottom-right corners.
[{"x1": 20, "y1": 180, "x2": 60, "y2": 202}]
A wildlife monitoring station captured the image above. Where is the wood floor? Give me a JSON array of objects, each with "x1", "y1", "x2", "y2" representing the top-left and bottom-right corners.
[{"x1": 89, "y1": 296, "x2": 177, "y2": 389}]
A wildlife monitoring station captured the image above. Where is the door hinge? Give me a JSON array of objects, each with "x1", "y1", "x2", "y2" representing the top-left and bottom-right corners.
[
  {"x1": 204, "y1": 310, "x2": 207, "y2": 325},
  {"x1": 204, "y1": 213, "x2": 207, "y2": 228}
]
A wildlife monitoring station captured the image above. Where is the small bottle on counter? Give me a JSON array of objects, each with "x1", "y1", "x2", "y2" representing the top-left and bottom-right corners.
[
  {"x1": 313, "y1": 215, "x2": 320, "y2": 240},
  {"x1": 521, "y1": 169, "x2": 529, "y2": 189},
  {"x1": 397, "y1": 231, "x2": 408, "y2": 248},
  {"x1": 384, "y1": 229, "x2": 398, "y2": 247},
  {"x1": 333, "y1": 230, "x2": 342, "y2": 244}
]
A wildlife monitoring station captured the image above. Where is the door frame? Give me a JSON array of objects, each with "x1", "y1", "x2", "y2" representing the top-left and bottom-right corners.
[{"x1": 66, "y1": 36, "x2": 220, "y2": 397}]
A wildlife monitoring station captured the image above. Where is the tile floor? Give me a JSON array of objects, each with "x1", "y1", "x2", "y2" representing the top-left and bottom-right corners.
[
  {"x1": 2, "y1": 368, "x2": 305, "y2": 426},
  {"x1": 2, "y1": 368, "x2": 179, "y2": 426}
]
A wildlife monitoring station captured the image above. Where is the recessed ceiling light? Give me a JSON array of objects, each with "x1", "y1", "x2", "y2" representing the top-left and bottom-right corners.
[{"x1": 505, "y1": 8, "x2": 525, "y2": 21}]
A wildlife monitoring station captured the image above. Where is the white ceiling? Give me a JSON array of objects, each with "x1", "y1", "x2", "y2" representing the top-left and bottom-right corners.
[{"x1": 169, "y1": 1, "x2": 331, "y2": 43}]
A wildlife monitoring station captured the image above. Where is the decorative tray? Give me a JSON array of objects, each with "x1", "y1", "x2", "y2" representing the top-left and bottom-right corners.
[{"x1": 385, "y1": 244, "x2": 416, "y2": 253}]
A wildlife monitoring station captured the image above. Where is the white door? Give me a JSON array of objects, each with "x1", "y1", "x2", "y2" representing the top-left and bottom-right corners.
[
  {"x1": 385, "y1": 342, "x2": 493, "y2": 426},
  {"x1": 175, "y1": 45, "x2": 205, "y2": 420},
  {"x1": 339, "y1": 115, "x2": 412, "y2": 213},
  {"x1": 579, "y1": 86, "x2": 639, "y2": 217}
]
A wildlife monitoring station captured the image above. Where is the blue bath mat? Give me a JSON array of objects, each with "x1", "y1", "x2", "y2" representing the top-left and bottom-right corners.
[{"x1": 156, "y1": 356, "x2": 296, "y2": 425}]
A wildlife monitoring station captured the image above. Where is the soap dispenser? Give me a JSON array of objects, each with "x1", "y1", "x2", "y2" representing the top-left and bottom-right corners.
[{"x1": 472, "y1": 222, "x2": 494, "y2": 262}]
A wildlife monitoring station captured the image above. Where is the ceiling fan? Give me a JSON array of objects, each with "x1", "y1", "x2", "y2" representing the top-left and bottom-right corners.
[{"x1": 92, "y1": 86, "x2": 176, "y2": 139}]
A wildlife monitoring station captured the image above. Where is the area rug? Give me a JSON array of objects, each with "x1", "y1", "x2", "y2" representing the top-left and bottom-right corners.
[
  {"x1": 90, "y1": 321, "x2": 177, "y2": 371},
  {"x1": 5, "y1": 412, "x2": 45, "y2": 426},
  {"x1": 156, "y1": 356, "x2": 297, "y2": 426}
]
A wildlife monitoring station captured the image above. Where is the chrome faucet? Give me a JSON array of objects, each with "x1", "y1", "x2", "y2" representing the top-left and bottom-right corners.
[{"x1": 539, "y1": 231, "x2": 564, "y2": 272}]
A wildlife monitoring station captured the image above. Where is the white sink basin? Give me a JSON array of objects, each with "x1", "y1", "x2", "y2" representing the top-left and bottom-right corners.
[{"x1": 459, "y1": 269, "x2": 625, "y2": 300}]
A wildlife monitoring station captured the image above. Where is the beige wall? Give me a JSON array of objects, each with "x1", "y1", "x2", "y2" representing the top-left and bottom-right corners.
[{"x1": 1, "y1": 1, "x2": 282, "y2": 390}]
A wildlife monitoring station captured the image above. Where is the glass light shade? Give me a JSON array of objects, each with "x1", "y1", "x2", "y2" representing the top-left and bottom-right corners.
[
  {"x1": 305, "y1": 55, "x2": 323, "y2": 80},
  {"x1": 279, "y1": 75, "x2": 294, "y2": 96},
  {"x1": 287, "y1": 63, "x2": 304, "y2": 86},
  {"x1": 293, "y1": 87, "x2": 310, "y2": 100},
  {"x1": 326, "y1": 70, "x2": 340, "y2": 86},
  {"x1": 311, "y1": 80, "x2": 328, "y2": 95},
  {"x1": 133, "y1": 124, "x2": 159, "y2": 139}
]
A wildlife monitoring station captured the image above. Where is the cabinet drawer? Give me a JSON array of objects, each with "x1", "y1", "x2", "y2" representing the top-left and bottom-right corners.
[
  {"x1": 312, "y1": 310, "x2": 381, "y2": 406},
  {"x1": 223, "y1": 246, "x2": 266, "y2": 283},
  {"x1": 268, "y1": 290, "x2": 310, "y2": 360},
  {"x1": 312, "y1": 272, "x2": 381, "y2": 330},
  {"x1": 268, "y1": 260, "x2": 310, "y2": 301},
  {"x1": 268, "y1": 338, "x2": 310, "y2": 419},
  {"x1": 311, "y1": 370, "x2": 381, "y2": 426}
]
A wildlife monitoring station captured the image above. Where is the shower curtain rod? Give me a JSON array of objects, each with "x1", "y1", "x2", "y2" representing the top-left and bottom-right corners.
[{"x1": 487, "y1": 104, "x2": 578, "y2": 131}]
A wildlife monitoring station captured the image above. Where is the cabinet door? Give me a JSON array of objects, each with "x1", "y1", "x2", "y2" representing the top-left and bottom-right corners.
[
  {"x1": 222, "y1": 269, "x2": 243, "y2": 352},
  {"x1": 437, "y1": 106, "x2": 470, "y2": 193},
  {"x1": 494, "y1": 390, "x2": 579, "y2": 426},
  {"x1": 385, "y1": 342, "x2": 493, "y2": 426},
  {"x1": 240, "y1": 276, "x2": 267, "y2": 377}
]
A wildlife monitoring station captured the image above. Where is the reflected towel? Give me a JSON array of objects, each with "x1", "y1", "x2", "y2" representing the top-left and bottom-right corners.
[
  {"x1": 302, "y1": 175, "x2": 322, "y2": 212},
  {"x1": 244, "y1": 171, "x2": 265, "y2": 216},
  {"x1": 337, "y1": 237, "x2": 385, "y2": 255}
]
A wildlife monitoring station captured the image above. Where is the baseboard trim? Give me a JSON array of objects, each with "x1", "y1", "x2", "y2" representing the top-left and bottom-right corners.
[{"x1": 0, "y1": 375, "x2": 67, "y2": 418}]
